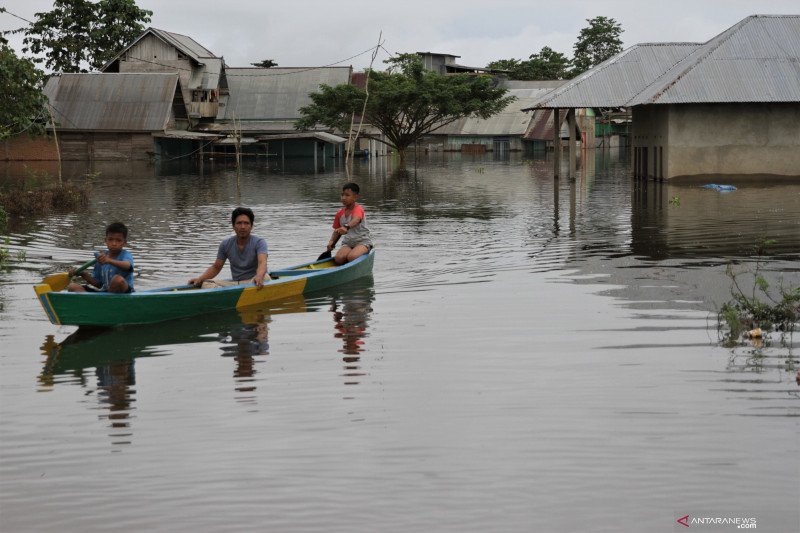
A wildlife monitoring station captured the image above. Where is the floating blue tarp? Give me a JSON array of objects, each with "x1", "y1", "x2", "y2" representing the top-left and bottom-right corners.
[{"x1": 702, "y1": 184, "x2": 737, "y2": 192}]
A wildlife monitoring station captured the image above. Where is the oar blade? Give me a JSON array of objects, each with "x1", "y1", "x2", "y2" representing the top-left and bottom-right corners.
[{"x1": 40, "y1": 258, "x2": 96, "y2": 292}]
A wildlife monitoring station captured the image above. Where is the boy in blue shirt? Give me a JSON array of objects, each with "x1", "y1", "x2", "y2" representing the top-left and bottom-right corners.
[{"x1": 68, "y1": 222, "x2": 134, "y2": 293}]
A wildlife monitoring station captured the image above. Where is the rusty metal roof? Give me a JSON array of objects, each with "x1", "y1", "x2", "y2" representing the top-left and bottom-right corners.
[
  {"x1": 219, "y1": 67, "x2": 352, "y2": 121},
  {"x1": 44, "y1": 73, "x2": 180, "y2": 131},
  {"x1": 630, "y1": 15, "x2": 800, "y2": 104},
  {"x1": 524, "y1": 109, "x2": 557, "y2": 140}
]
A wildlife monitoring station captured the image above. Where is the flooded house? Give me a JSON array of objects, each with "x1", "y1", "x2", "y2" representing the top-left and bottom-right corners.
[
  {"x1": 3, "y1": 28, "x2": 352, "y2": 163},
  {"x1": 101, "y1": 27, "x2": 226, "y2": 125},
  {"x1": 525, "y1": 14, "x2": 800, "y2": 180},
  {"x1": 198, "y1": 66, "x2": 352, "y2": 164},
  {"x1": 35, "y1": 72, "x2": 189, "y2": 161},
  {"x1": 423, "y1": 80, "x2": 569, "y2": 154}
]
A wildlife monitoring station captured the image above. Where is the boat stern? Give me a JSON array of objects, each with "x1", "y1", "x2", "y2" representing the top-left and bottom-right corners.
[{"x1": 34, "y1": 284, "x2": 61, "y2": 325}]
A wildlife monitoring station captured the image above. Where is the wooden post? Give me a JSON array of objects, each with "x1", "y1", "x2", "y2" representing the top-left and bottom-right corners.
[
  {"x1": 568, "y1": 108, "x2": 576, "y2": 179},
  {"x1": 553, "y1": 108, "x2": 561, "y2": 178},
  {"x1": 46, "y1": 104, "x2": 62, "y2": 185}
]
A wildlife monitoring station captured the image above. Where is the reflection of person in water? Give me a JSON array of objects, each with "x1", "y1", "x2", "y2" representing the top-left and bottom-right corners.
[
  {"x1": 96, "y1": 361, "x2": 136, "y2": 445},
  {"x1": 218, "y1": 315, "x2": 269, "y2": 400},
  {"x1": 330, "y1": 287, "x2": 373, "y2": 386}
]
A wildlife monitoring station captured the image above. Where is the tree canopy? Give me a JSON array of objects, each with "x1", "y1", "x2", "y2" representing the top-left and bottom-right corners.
[
  {"x1": 0, "y1": 44, "x2": 46, "y2": 139},
  {"x1": 18, "y1": 0, "x2": 152, "y2": 73},
  {"x1": 571, "y1": 16, "x2": 623, "y2": 75},
  {"x1": 487, "y1": 16, "x2": 624, "y2": 80},
  {"x1": 250, "y1": 59, "x2": 278, "y2": 68},
  {"x1": 487, "y1": 46, "x2": 572, "y2": 80},
  {"x1": 296, "y1": 54, "x2": 514, "y2": 166}
]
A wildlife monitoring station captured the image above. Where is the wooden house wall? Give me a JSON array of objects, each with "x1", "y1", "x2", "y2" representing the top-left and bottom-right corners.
[
  {"x1": 2, "y1": 133, "x2": 153, "y2": 161},
  {"x1": 119, "y1": 34, "x2": 194, "y2": 109}
]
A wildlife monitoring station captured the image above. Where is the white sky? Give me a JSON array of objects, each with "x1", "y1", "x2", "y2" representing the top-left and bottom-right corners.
[{"x1": 2, "y1": 0, "x2": 798, "y2": 71}]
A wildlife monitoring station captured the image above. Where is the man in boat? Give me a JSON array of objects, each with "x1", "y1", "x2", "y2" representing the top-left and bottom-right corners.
[
  {"x1": 189, "y1": 207, "x2": 268, "y2": 289},
  {"x1": 68, "y1": 222, "x2": 134, "y2": 293},
  {"x1": 326, "y1": 182, "x2": 373, "y2": 265}
]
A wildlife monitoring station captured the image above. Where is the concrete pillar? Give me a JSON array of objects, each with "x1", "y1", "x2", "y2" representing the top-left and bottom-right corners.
[
  {"x1": 568, "y1": 108, "x2": 576, "y2": 179},
  {"x1": 553, "y1": 108, "x2": 561, "y2": 179}
]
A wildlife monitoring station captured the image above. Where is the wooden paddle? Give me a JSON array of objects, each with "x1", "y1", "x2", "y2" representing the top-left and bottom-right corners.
[
  {"x1": 41, "y1": 258, "x2": 97, "y2": 292},
  {"x1": 317, "y1": 250, "x2": 332, "y2": 261}
]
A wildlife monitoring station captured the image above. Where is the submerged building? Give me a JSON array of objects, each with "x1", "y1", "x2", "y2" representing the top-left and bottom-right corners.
[{"x1": 525, "y1": 14, "x2": 800, "y2": 180}]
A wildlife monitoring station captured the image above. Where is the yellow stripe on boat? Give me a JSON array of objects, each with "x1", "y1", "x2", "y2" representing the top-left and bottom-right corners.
[
  {"x1": 235, "y1": 277, "x2": 307, "y2": 309},
  {"x1": 34, "y1": 284, "x2": 61, "y2": 325},
  {"x1": 293, "y1": 260, "x2": 337, "y2": 271}
]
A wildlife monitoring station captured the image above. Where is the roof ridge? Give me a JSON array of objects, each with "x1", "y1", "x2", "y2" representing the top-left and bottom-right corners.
[
  {"x1": 629, "y1": 15, "x2": 756, "y2": 105},
  {"x1": 531, "y1": 43, "x2": 670, "y2": 108}
]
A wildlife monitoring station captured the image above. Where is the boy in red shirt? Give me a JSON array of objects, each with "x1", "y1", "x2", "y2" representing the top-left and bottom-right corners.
[{"x1": 326, "y1": 182, "x2": 373, "y2": 265}]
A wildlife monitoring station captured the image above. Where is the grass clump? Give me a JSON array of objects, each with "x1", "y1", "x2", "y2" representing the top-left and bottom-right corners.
[
  {"x1": 718, "y1": 239, "x2": 800, "y2": 346},
  {"x1": 0, "y1": 167, "x2": 90, "y2": 217}
]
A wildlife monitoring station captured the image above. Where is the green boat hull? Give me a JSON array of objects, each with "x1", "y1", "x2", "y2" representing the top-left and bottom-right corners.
[{"x1": 35, "y1": 251, "x2": 374, "y2": 327}]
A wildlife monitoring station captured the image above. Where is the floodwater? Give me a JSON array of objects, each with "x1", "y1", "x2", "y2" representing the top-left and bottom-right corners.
[{"x1": 1, "y1": 151, "x2": 798, "y2": 532}]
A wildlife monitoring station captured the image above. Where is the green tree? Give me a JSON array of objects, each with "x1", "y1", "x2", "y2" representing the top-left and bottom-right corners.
[
  {"x1": 19, "y1": 0, "x2": 151, "y2": 73},
  {"x1": 91, "y1": 0, "x2": 153, "y2": 70},
  {"x1": 250, "y1": 59, "x2": 278, "y2": 68},
  {"x1": 486, "y1": 58, "x2": 522, "y2": 74},
  {"x1": 487, "y1": 47, "x2": 571, "y2": 80},
  {"x1": 296, "y1": 54, "x2": 514, "y2": 167},
  {"x1": 572, "y1": 16, "x2": 623, "y2": 75},
  {"x1": 526, "y1": 46, "x2": 572, "y2": 80},
  {"x1": 0, "y1": 44, "x2": 46, "y2": 139}
]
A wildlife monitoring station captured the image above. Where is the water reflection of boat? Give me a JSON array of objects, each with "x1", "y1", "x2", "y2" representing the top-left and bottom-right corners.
[
  {"x1": 38, "y1": 294, "x2": 309, "y2": 379},
  {"x1": 37, "y1": 278, "x2": 375, "y2": 446},
  {"x1": 37, "y1": 294, "x2": 309, "y2": 447},
  {"x1": 35, "y1": 251, "x2": 374, "y2": 327}
]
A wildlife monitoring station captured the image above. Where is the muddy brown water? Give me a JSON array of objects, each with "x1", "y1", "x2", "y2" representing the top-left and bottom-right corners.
[{"x1": 1, "y1": 152, "x2": 798, "y2": 532}]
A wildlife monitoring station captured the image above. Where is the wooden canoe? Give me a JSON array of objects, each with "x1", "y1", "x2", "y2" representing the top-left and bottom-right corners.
[{"x1": 34, "y1": 250, "x2": 374, "y2": 327}]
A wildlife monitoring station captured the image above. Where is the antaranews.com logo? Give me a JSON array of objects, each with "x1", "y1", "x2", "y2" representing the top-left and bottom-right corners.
[{"x1": 677, "y1": 514, "x2": 757, "y2": 529}]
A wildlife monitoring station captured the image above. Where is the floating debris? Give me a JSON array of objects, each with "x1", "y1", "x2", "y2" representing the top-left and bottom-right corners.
[{"x1": 702, "y1": 184, "x2": 737, "y2": 192}]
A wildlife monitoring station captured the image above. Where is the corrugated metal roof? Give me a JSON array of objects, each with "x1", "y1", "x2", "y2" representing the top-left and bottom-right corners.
[
  {"x1": 189, "y1": 58, "x2": 223, "y2": 90},
  {"x1": 630, "y1": 15, "x2": 800, "y2": 104},
  {"x1": 199, "y1": 120, "x2": 298, "y2": 133},
  {"x1": 526, "y1": 15, "x2": 800, "y2": 109},
  {"x1": 44, "y1": 73, "x2": 179, "y2": 131},
  {"x1": 219, "y1": 67, "x2": 352, "y2": 121},
  {"x1": 255, "y1": 132, "x2": 347, "y2": 143},
  {"x1": 524, "y1": 109, "x2": 556, "y2": 140},
  {"x1": 432, "y1": 85, "x2": 561, "y2": 136},
  {"x1": 154, "y1": 28, "x2": 218, "y2": 60},
  {"x1": 155, "y1": 130, "x2": 221, "y2": 139},
  {"x1": 525, "y1": 42, "x2": 700, "y2": 109}
]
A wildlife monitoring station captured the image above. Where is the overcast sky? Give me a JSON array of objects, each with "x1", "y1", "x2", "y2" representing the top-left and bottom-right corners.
[{"x1": 2, "y1": 0, "x2": 798, "y2": 71}]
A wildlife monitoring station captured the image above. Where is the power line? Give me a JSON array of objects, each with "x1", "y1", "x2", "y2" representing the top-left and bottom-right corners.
[
  {"x1": 0, "y1": 8, "x2": 34, "y2": 25},
  {"x1": 118, "y1": 43, "x2": 384, "y2": 79}
]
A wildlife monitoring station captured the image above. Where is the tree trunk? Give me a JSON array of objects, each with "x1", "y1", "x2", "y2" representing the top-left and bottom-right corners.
[{"x1": 398, "y1": 148, "x2": 407, "y2": 168}]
